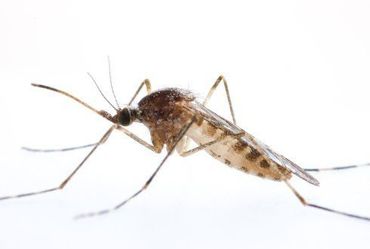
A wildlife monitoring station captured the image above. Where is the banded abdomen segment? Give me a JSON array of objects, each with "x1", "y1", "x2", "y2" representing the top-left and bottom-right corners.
[{"x1": 186, "y1": 120, "x2": 292, "y2": 181}]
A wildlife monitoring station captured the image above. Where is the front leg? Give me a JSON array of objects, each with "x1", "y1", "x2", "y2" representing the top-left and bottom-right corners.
[{"x1": 115, "y1": 125, "x2": 162, "y2": 153}]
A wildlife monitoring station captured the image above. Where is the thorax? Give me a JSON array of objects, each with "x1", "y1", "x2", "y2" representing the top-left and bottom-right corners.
[{"x1": 137, "y1": 88, "x2": 195, "y2": 150}]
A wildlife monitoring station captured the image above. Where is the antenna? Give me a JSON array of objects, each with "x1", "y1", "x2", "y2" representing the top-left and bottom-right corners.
[
  {"x1": 87, "y1": 72, "x2": 118, "y2": 112},
  {"x1": 107, "y1": 56, "x2": 120, "y2": 109}
]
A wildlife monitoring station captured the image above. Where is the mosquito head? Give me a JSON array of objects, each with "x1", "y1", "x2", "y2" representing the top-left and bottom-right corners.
[{"x1": 115, "y1": 106, "x2": 138, "y2": 126}]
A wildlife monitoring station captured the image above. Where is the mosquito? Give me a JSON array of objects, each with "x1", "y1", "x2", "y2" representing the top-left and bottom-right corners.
[{"x1": 1, "y1": 65, "x2": 370, "y2": 221}]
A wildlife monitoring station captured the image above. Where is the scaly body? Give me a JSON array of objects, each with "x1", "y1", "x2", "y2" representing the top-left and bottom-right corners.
[
  {"x1": 186, "y1": 119, "x2": 292, "y2": 181},
  {"x1": 137, "y1": 87, "x2": 314, "y2": 184},
  {"x1": 4, "y1": 78, "x2": 368, "y2": 221}
]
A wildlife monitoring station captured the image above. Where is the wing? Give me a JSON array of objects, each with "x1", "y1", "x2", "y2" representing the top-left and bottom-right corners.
[
  {"x1": 249, "y1": 137, "x2": 320, "y2": 186},
  {"x1": 189, "y1": 101, "x2": 320, "y2": 186}
]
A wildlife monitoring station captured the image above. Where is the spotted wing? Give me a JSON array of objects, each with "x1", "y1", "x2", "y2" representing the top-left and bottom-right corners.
[{"x1": 189, "y1": 101, "x2": 320, "y2": 186}]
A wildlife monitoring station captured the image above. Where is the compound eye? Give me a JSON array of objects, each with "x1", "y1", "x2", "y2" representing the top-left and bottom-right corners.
[{"x1": 118, "y1": 108, "x2": 132, "y2": 126}]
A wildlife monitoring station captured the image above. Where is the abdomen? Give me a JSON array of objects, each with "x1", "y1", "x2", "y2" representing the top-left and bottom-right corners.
[{"x1": 186, "y1": 120, "x2": 292, "y2": 181}]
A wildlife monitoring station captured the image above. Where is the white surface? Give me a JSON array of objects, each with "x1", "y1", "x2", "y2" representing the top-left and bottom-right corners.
[{"x1": 1, "y1": 0, "x2": 370, "y2": 248}]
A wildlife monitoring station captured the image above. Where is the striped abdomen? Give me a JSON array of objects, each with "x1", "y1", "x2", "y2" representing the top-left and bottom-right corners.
[{"x1": 186, "y1": 120, "x2": 292, "y2": 181}]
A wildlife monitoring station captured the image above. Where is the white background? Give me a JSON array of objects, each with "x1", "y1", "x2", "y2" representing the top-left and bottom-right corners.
[{"x1": 0, "y1": 0, "x2": 370, "y2": 248}]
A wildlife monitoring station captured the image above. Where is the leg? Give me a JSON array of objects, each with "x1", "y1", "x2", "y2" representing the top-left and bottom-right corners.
[
  {"x1": 21, "y1": 124, "x2": 162, "y2": 154},
  {"x1": 181, "y1": 75, "x2": 237, "y2": 155},
  {"x1": 179, "y1": 138, "x2": 224, "y2": 157},
  {"x1": 0, "y1": 126, "x2": 115, "y2": 201},
  {"x1": 203, "y1": 75, "x2": 236, "y2": 124},
  {"x1": 178, "y1": 132, "x2": 245, "y2": 157},
  {"x1": 284, "y1": 180, "x2": 370, "y2": 221},
  {"x1": 22, "y1": 143, "x2": 98, "y2": 153},
  {"x1": 32, "y1": 84, "x2": 117, "y2": 124},
  {"x1": 75, "y1": 117, "x2": 196, "y2": 219},
  {"x1": 304, "y1": 163, "x2": 370, "y2": 172},
  {"x1": 30, "y1": 80, "x2": 153, "y2": 154},
  {"x1": 116, "y1": 126, "x2": 162, "y2": 153},
  {"x1": 128, "y1": 79, "x2": 152, "y2": 105}
]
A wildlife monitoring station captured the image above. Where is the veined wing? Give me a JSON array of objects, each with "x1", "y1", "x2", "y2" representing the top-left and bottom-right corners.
[{"x1": 189, "y1": 101, "x2": 320, "y2": 186}]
